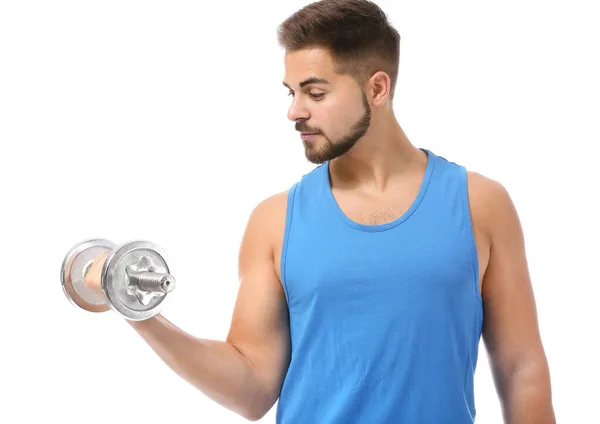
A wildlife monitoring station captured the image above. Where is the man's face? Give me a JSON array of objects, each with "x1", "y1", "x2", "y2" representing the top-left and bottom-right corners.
[{"x1": 283, "y1": 48, "x2": 372, "y2": 164}]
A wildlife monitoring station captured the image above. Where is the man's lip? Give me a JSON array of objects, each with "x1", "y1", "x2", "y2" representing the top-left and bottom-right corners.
[{"x1": 301, "y1": 132, "x2": 318, "y2": 135}]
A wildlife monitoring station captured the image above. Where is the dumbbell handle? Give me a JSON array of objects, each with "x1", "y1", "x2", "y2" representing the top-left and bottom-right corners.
[
  {"x1": 83, "y1": 253, "x2": 175, "y2": 295},
  {"x1": 129, "y1": 271, "x2": 175, "y2": 293}
]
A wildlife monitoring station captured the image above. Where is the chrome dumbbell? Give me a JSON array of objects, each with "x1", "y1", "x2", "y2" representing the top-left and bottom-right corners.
[{"x1": 60, "y1": 239, "x2": 176, "y2": 321}]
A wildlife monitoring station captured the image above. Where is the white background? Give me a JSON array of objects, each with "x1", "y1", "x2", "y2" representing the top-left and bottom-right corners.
[{"x1": 1, "y1": 0, "x2": 598, "y2": 422}]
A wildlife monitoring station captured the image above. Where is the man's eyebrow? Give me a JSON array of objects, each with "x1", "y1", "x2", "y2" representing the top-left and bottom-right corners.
[{"x1": 282, "y1": 77, "x2": 331, "y2": 89}]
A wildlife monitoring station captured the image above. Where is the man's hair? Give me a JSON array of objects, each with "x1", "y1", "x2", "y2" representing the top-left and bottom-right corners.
[{"x1": 277, "y1": 0, "x2": 401, "y2": 101}]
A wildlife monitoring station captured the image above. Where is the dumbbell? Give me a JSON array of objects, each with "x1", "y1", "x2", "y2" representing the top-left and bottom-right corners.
[{"x1": 60, "y1": 239, "x2": 176, "y2": 321}]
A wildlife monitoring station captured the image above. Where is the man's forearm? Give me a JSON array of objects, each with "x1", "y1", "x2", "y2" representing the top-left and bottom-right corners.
[
  {"x1": 126, "y1": 314, "x2": 268, "y2": 420},
  {"x1": 502, "y1": 360, "x2": 556, "y2": 424}
]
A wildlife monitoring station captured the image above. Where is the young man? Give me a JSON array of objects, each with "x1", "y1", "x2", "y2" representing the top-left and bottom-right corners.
[{"x1": 86, "y1": 1, "x2": 556, "y2": 422}]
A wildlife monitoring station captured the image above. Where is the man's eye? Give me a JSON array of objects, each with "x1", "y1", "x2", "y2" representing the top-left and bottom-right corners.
[{"x1": 287, "y1": 92, "x2": 324, "y2": 100}]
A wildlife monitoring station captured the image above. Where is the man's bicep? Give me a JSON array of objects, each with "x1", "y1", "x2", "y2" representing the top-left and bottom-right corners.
[
  {"x1": 480, "y1": 179, "x2": 545, "y2": 375},
  {"x1": 226, "y1": 195, "x2": 291, "y2": 398}
]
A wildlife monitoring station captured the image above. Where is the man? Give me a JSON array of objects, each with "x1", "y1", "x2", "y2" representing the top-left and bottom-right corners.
[{"x1": 87, "y1": 0, "x2": 556, "y2": 422}]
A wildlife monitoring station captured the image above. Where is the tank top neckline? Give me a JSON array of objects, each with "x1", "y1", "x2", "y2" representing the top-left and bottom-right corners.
[{"x1": 322, "y1": 148, "x2": 436, "y2": 233}]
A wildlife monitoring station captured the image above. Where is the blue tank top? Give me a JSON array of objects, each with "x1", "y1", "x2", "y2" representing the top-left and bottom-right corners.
[{"x1": 275, "y1": 148, "x2": 483, "y2": 423}]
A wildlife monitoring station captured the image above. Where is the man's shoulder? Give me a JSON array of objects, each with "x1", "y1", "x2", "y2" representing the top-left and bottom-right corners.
[
  {"x1": 244, "y1": 190, "x2": 291, "y2": 246},
  {"x1": 466, "y1": 170, "x2": 507, "y2": 198},
  {"x1": 255, "y1": 190, "x2": 291, "y2": 214},
  {"x1": 248, "y1": 189, "x2": 290, "y2": 223},
  {"x1": 466, "y1": 170, "x2": 518, "y2": 240}
]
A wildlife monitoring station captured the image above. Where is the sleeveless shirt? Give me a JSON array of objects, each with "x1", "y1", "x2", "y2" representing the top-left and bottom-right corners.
[{"x1": 275, "y1": 148, "x2": 484, "y2": 423}]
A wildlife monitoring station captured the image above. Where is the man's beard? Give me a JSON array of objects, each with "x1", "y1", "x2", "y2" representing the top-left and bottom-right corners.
[{"x1": 304, "y1": 90, "x2": 371, "y2": 165}]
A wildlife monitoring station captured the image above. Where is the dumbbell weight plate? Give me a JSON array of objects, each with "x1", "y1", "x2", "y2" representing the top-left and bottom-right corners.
[
  {"x1": 61, "y1": 239, "x2": 116, "y2": 313},
  {"x1": 102, "y1": 240, "x2": 174, "y2": 321}
]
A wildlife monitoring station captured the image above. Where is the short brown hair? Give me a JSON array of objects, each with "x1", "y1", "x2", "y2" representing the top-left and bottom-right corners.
[{"x1": 277, "y1": 0, "x2": 401, "y2": 101}]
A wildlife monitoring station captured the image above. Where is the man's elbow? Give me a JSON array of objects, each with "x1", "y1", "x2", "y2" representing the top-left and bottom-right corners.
[
  {"x1": 500, "y1": 357, "x2": 556, "y2": 423},
  {"x1": 241, "y1": 390, "x2": 279, "y2": 421}
]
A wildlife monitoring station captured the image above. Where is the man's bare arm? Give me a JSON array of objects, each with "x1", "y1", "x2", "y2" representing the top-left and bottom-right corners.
[
  {"x1": 123, "y1": 192, "x2": 291, "y2": 421},
  {"x1": 470, "y1": 172, "x2": 556, "y2": 423}
]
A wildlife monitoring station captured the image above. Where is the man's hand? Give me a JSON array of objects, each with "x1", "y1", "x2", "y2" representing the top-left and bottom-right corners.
[{"x1": 84, "y1": 252, "x2": 109, "y2": 296}]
